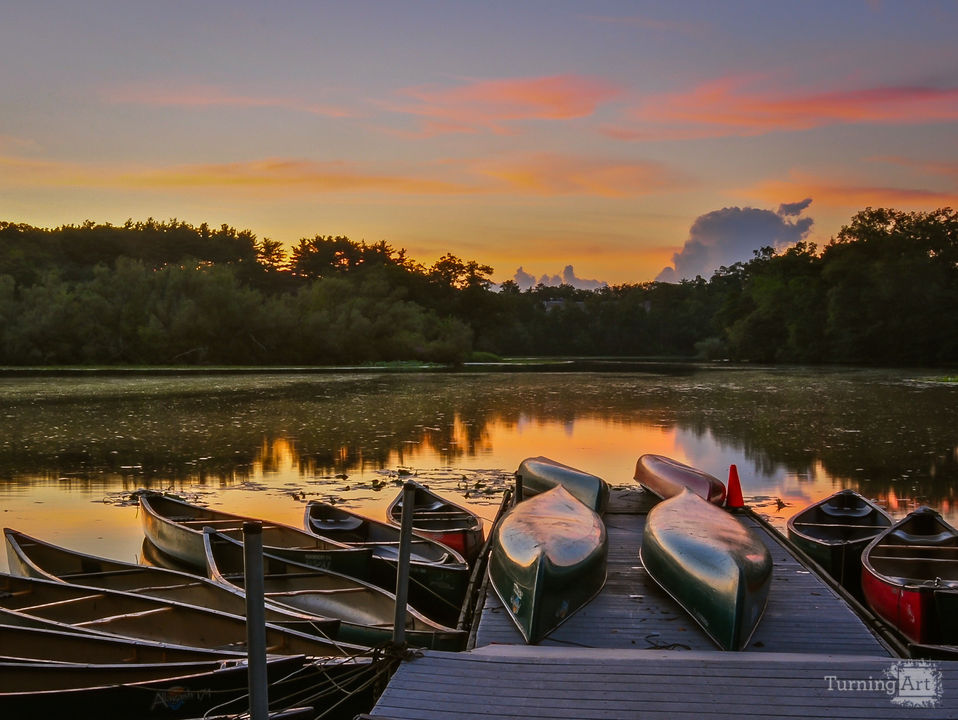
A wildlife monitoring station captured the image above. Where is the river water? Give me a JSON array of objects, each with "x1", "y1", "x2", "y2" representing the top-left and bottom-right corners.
[{"x1": 1, "y1": 366, "x2": 956, "y2": 571}]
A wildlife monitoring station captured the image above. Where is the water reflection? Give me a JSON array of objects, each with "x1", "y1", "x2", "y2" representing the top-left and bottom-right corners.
[{"x1": 0, "y1": 368, "x2": 956, "y2": 572}]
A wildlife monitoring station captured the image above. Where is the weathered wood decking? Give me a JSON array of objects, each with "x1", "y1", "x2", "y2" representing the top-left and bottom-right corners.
[
  {"x1": 367, "y1": 487, "x2": 958, "y2": 718},
  {"x1": 369, "y1": 647, "x2": 955, "y2": 719}
]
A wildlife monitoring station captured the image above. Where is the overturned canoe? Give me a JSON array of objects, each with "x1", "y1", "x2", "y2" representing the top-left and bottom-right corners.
[
  {"x1": 204, "y1": 528, "x2": 467, "y2": 651},
  {"x1": 3, "y1": 528, "x2": 338, "y2": 635},
  {"x1": 488, "y1": 485, "x2": 608, "y2": 644},
  {"x1": 640, "y1": 489, "x2": 772, "y2": 650},
  {"x1": 304, "y1": 500, "x2": 469, "y2": 626},
  {"x1": 515, "y1": 456, "x2": 610, "y2": 514},
  {"x1": 139, "y1": 492, "x2": 371, "y2": 577},
  {"x1": 634, "y1": 454, "x2": 726, "y2": 505},
  {"x1": 387, "y1": 481, "x2": 484, "y2": 563},
  {"x1": 862, "y1": 506, "x2": 958, "y2": 644},
  {"x1": 787, "y1": 490, "x2": 891, "y2": 595},
  {"x1": 0, "y1": 572, "x2": 357, "y2": 658}
]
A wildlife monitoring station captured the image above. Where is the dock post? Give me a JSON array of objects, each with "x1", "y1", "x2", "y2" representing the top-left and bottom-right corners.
[
  {"x1": 515, "y1": 473, "x2": 523, "y2": 503},
  {"x1": 243, "y1": 521, "x2": 269, "y2": 720},
  {"x1": 392, "y1": 481, "x2": 416, "y2": 646}
]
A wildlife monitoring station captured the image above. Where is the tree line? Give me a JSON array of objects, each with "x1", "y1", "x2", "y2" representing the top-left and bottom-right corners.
[{"x1": 0, "y1": 207, "x2": 955, "y2": 366}]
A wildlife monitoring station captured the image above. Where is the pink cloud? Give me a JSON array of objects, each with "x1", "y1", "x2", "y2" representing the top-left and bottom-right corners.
[
  {"x1": 389, "y1": 74, "x2": 621, "y2": 135},
  {"x1": 748, "y1": 173, "x2": 957, "y2": 209},
  {"x1": 606, "y1": 77, "x2": 958, "y2": 140}
]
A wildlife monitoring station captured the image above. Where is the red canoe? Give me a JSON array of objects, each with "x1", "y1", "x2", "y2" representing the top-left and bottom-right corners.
[
  {"x1": 861, "y1": 506, "x2": 958, "y2": 644},
  {"x1": 634, "y1": 454, "x2": 726, "y2": 505},
  {"x1": 387, "y1": 481, "x2": 484, "y2": 564}
]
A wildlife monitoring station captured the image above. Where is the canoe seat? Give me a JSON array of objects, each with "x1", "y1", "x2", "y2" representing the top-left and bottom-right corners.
[
  {"x1": 312, "y1": 517, "x2": 364, "y2": 532},
  {"x1": 889, "y1": 529, "x2": 956, "y2": 545},
  {"x1": 821, "y1": 505, "x2": 872, "y2": 518}
]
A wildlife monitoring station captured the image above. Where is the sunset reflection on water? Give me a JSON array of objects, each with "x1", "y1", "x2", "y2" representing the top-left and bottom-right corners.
[{"x1": 0, "y1": 368, "x2": 956, "y2": 572}]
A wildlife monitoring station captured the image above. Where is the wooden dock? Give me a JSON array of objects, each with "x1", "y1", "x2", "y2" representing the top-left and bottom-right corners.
[{"x1": 366, "y1": 487, "x2": 958, "y2": 718}]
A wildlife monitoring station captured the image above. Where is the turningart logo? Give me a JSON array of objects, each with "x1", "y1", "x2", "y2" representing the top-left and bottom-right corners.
[{"x1": 824, "y1": 660, "x2": 942, "y2": 709}]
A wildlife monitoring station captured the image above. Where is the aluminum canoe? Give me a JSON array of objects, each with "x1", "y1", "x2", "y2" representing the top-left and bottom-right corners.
[
  {"x1": 0, "y1": 572, "x2": 357, "y2": 658},
  {"x1": 139, "y1": 492, "x2": 371, "y2": 577},
  {"x1": 3, "y1": 527, "x2": 339, "y2": 636},
  {"x1": 304, "y1": 500, "x2": 469, "y2": 626},
  {"x1": 203, "y1": 528, "x2": 467, "y2": 651}
]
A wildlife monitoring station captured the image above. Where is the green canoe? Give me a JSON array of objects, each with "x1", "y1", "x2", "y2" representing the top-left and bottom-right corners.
[
  {"x1": 488, "y1": 485, "x2": 608, "y2": 644},
  {"x1": 515, "y1": 456, "x2": 610, "y2": 514},
  {"x1": 640, "y1": 488, "x2": 772, "y2": 650}
]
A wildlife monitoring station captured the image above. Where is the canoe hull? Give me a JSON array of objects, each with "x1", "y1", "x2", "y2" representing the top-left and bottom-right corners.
[
  {"x1": 634, "y1": 454, "x2": 726, "y2": 505},
  {"x1": 516, "y1": 456, "x2": 610, "y2": 514},
  {"x1": 488, "y1": 486, "x2": 607, "y2": 644},
  {"x1": 640, "y1": 489, "x2": 771, "y2": 650},
  {"x1": 786, "y1": 489, "x2": 891, "y2": 597},
  {"x1": 861, "y1": 506, "x2": 958, "y2": 644}
]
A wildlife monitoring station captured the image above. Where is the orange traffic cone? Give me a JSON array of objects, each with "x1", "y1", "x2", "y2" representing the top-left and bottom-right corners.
[{"x1": 726, "y1": 464, "x2": 745, "y2": 510}]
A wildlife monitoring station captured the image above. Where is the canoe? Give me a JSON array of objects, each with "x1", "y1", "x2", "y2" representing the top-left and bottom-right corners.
[
  {"x1": 139, "y1": 492, "x2": 372, "y2": 578},
  {"x1": 634, "y1": 454, "x2": 726, "y2": 505},
  {"x1": 786, "y1": 490, "x2": 891, "y2": 594},
  {"x1": 0, "y1": 623, "x2": 251, "y2": 664},
  {"x1": 515, "y1": 456, "x2": 610, "y2": 514},
  {"x1": 640, "y1": 488, "x2": 772, "y2": 650},
  {"x1": 3, "y1": 528, "x2": 339, "y2": 636},
  {"x1": 203, "y1": 528, "x2": 467, "y2": 651},
  {"x1": 0, "y1": 572, "x2": 358, "y2": 658},
  {"x1": 386, "y1": 481, "x2": 484, "y2": 563},
  {"x1": 0, "y1": 655, "x2": 309, "y2": 720},
  {"x1": 487, "y1": 485, "x2": 608, "y2": 644},
  {"x1": 861, "y1": 506, "x2": 958, "y2": 644},
  {"x1": 304, "y1": 500, "x2": 469, "y2": 626}
]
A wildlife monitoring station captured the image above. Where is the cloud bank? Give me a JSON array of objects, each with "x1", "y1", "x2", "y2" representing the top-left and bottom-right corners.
[
  {"x1": 513, "y1": 264, "x2": 607, "y2": 291},
  {"x1": 656, "y1": 200, "x2": 813, "y2": 282}
]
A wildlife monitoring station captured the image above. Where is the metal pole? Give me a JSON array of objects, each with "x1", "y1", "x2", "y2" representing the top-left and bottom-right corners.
[
  {"x1": 392, "y1": 481, "x2": 416, "y2": 646},
  {"x1": 243, "y1": 521, "x2": 269, "y2": 720}
]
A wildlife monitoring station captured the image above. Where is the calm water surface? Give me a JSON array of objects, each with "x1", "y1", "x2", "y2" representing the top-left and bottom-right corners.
[{"x1": 1, "y1": 367, "x2": 956, "y2": 572}]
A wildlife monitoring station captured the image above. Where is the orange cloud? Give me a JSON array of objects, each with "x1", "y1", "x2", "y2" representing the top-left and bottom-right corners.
[
  {"x1": 748, "y1": 173, "x2": 957, "y2": 209},
  {"x1": 103, "y1": 83, "x2": 355, "y2": 118},
  {"x1": 390, "y1": 74, "x2": 620, "y2": 135},
  {"x1": 0, "y1": 154, "x2": 470, "y2": 195},
  {"x1": 606, "y1": 77, "x2": 958, "y2": 139},
  {"x1": 472, "y1": 153, "x2": 686, "y2": 196}
]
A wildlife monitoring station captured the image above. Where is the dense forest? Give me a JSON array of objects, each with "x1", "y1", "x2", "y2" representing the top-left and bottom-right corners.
[{"x1": 0, "y1": 207, "x2": 955, "y2": 367}]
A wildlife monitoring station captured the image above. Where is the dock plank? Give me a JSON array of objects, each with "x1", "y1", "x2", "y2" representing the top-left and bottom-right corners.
[{"x1": 371, "y1": 648, "x2": 956, "y2": 719}]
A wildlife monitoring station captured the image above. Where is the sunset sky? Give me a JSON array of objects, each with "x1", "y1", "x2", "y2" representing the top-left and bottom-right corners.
[{"x1": 2, "y1": 1, "x2": 956, "y2": 286}]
